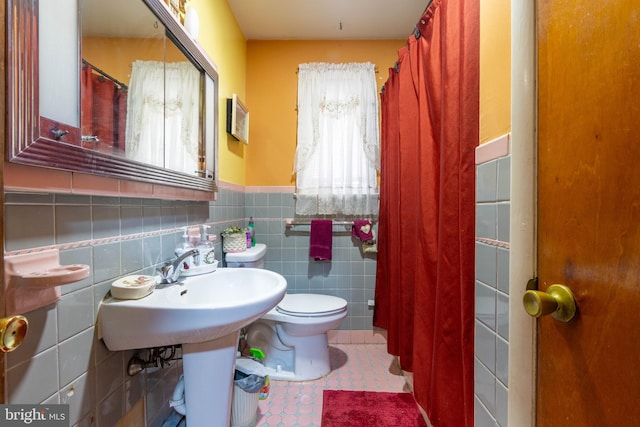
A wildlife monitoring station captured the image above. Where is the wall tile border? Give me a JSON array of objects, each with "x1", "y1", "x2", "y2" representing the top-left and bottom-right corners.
[{"x1": 476, "y1": 134, "x2": 510, "y2": 165}]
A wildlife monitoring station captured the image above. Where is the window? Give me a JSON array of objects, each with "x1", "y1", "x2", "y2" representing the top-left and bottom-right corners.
[{"x1": 293, "y1": 62, "x2": 380, "y2": 216}]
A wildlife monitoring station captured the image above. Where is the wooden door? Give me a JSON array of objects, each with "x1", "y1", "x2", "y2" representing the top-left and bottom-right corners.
[
  {"x1": 1, "y1": 0, "x2": 6, "y2": 404},
  {"x1": 536, "y1": 0, "x2": 640, "y2": 425}
]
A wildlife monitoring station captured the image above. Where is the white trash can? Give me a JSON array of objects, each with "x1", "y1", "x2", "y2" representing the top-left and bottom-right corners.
[
  {"x1": 230, "y1": 384, "x2": 259, "y2": 427},
  {"x1": 230, "y1": 358, "x2": 266, "y2": 427}
]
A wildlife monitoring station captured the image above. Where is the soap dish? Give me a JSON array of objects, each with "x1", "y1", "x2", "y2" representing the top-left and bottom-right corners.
[{"x1": 111, "y1": 275, "x2": 157, "y2": 300}]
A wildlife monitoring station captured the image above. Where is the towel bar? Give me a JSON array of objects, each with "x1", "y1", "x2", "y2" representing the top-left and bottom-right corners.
[{"x1": 284, "y1": 218, "x2": 376, "y2": 228}]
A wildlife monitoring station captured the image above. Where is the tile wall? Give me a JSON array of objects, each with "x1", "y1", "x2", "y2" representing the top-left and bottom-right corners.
[
  {"x1": 244, "y1": 190, "x2": 378, "y2": 331},
  {"x1": 3, "y1": 184, "x2": 377, "y2": 427},
  {"x1": 474, "y1": 136, "x2": 511, "y2": 427}
]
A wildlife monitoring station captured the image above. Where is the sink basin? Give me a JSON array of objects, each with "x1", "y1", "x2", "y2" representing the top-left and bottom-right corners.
[
  {"x1": 100, "y1": 268, "x2": 286, "y2": 351},
  {"x1": 99, "y1": 267, "x2": 287, "y2": 426}
]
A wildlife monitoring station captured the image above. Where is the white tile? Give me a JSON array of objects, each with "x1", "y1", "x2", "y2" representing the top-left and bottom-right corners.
[
  {"x1": 476, "y1": 204, "x2": 498, "y2": 240},
  {"x1": 96, "y1": 352, "x2": 124, "y2": 404},
  {"x1": 7, "y1": 346, "x2": 59, "y2": 403},
  {"x1": 96, "y1": 386, "x2": 125, "y2": 427},
  {"x1": 7, "y1": 306, "x2": 58, "y2": 369},
  {"x1": 476, "y1": 243, "x2": 498, "y2": 287},
  {"x1": 496, "y1": 336, "x2": 509, "y2": 386},
  {"x1": 59, "y1": 327, "x2": 94, "y2": 386},
  {"x1": 475, "y1": 321, "x2": 496, "y2": 373},
  {"x1": 497, "y1": 248, "x2": 510, "y2": 294},
  {"x1": 124, "y1": 369, "x2": 145, "y2": 413},
  {"x1": 57, "y1": 287, "x2": 94, "y2": 341},
  {"x1": 497, "y1": 156, "x2": 511, "y2": 202},
  {"x1": 496, "y1": 379, "x2": 508, "y2": 427},
  {"x1": 497, "y1": 292, "x2": 509, "y2": 340},
  {"x1": 146, "y1": 382, "x2": 171, "y2": 427},
  {"x1": 476, "y1": 281, "x2": 497, "y2": 330},
  {"x1": 476, "y1": 160, "x2": 498, "y2": 202},
  {"x1": 474, "y1": 395, "x2": 497, "y2": 427},
  {"x1": 474, "y1": 358, "x2": 497, "y2": 416},
  {"x1": 61, "y1": 371, "x2": 96, "y2": 426}
]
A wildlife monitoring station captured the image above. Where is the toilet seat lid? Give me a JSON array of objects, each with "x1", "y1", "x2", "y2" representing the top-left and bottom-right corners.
[{"x1": 276, "y1": 294, "x2": 347, "y2": 317}]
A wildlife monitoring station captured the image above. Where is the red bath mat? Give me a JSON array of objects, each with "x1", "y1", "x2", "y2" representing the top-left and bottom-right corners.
[{"x1": 321, "y1": 390, "x2": 428, "y2": 426}]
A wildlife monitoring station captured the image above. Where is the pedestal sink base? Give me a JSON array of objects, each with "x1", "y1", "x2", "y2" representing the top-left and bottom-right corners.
[
  {"x1": 98, "y1": 268, "x2": 287, "y2": 424},
  {"x1": 182, "y1": 331, "x2": 240, "y2": 427}
]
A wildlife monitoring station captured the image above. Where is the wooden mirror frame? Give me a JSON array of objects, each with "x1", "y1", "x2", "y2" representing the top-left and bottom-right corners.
[{"x1": 6, "y1": 0, "x2": 219, "y2": 193}]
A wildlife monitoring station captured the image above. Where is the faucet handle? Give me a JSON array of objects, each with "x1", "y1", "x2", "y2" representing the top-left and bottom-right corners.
[{"x1": 157, "y1": 263, "x2": 175, "y2": 282}]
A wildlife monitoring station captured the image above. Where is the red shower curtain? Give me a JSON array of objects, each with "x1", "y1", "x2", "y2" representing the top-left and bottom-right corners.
[
  {"x1": 374, "y1": 1, "x2": 479, "y2": 426},
  {"x1": 81, "y1": 65, "x2": 127, "y2": 154}
]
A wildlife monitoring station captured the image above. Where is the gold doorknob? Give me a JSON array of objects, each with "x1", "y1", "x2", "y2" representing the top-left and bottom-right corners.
[
  {"x1": 0, "y1": 315, "x2": 29, "y2": 352},
  {"x1": 523, "y1": 284, "x2": 577, "y2": 322}
]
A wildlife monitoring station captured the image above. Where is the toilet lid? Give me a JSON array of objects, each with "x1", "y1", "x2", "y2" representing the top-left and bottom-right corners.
[{"x1": 276, "y1": 294, "x2": 347, "y2": 317}]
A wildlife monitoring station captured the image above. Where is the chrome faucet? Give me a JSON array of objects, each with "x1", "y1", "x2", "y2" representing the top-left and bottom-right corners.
[{"x1": 158, "y1": 249, "x2": 200, "y2": 284}]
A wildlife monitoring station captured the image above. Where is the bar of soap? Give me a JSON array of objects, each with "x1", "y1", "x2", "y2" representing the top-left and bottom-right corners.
[{"x1": 111, "y1": 275, "x2": 157, "y2": 300}]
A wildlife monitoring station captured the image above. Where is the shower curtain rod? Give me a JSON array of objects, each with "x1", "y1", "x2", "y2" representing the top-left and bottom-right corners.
[
  {"x1": 82, "y1": 59, "x2": 128, "y2": 90},
  {"x1": 384, "y1": 0, "x2": 436, "y2": 78},
  {"x1": 412, "y1": 0, "x2": 435, "y2": 39}
]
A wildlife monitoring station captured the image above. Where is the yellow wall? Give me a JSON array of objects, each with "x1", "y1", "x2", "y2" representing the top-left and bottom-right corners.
[
  {"x1": 84, "y1": 0, "x2": 248, "y2": 185},
  {"x1": 82, "y1": 37, "x2": 186, "y2": 85},
  {"x1": 245, "y1": 40, "x2": 405, "y2": 187},
  {"x1": 242, "y1": 1, "x2": 510, "y2": 185},
  {"x1": 189, "y1": 0, "x2": 247, "y2": 184},
  {"x1": 479, "y1": 0, "x2": 511, "y2": 143},
  {"x1": 125, "y1": 0, "x2": 509, "y2": 185}
]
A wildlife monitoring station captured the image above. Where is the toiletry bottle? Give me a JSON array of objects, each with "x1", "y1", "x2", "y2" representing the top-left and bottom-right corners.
[
  {"x1": 207, "y1": 234, "x2": 217, "y2": 264},
  {"x1": 246, "y1": 230, "x2": 252, "y2": 249},
  {"x1": 248, "y1": 217, "x2": 256, "y2": 247},
  {"x1": 250, "y1": 348, "x2": 269, "y2": 400},
  {"x1": 197, "y1": 225, "x2": 216, "y2": 265},
  {"x1": 175, "y1": 228, "x2": 194, "y2": 270}
]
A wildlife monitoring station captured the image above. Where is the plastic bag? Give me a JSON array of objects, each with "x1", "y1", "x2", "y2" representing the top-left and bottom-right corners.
[
  {"x1": 236, "y1": 358, "x2": 266, "y2": 377},
  {"x1": 234, "y1": 371, "x2": 265, "y2": 393},
  {"x1": 234, "y1": 358, "x2": 266, "y2": 393}
]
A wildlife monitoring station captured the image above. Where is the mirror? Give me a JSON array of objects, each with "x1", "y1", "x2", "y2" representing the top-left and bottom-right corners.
[
  {"x1": 6, "y1": 0, "x2": 218, "y2": 192},
  {"x1": 81, "y1": 0, "x2": 202, "y2": 174}
]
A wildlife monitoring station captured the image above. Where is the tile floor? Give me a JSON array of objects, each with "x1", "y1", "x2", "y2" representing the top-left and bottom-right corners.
[{"x1": 254, "y1": 343, "x2": 411, "y2": 427}]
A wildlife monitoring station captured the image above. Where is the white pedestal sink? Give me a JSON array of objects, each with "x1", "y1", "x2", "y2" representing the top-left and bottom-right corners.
[{"x1": 99, "y1": 268, "x2": 287, "y2": 426}]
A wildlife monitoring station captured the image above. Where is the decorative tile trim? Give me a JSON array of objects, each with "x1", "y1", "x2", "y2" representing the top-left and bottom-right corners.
[
  {"x1": 4, "y1": 221, "x2": 232, "y2": 257},
  {"x1": 476, "y1": 133, "x2": 511, "y2": 164},
  {"x1": 476, "y1": 237, "x2": 510, "y2": 250},
  {"x1": 218, "y1": 180, "x2": 295, "y2": 194},
  {"x1": 246, "y1": 185, "x2": 295, "y2": 193},
  {"x1": 217, "y1": 180, "x2": 246, "y2": 192}
]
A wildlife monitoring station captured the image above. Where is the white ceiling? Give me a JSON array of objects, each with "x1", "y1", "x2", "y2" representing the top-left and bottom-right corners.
[
  {"x1": 227, "y1": 0, "x2": 430, "y2": 40},
  {"x1": 82, "y1": 0, "x2": 430, "y2": 41},
  {"x1": 82, "y1": 0, "x2": 163, "y2": 38}
]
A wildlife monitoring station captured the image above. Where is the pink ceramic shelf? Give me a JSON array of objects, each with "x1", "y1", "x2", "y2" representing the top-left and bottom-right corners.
[
  {"x1": 14, "y1": 264, "x2": 89, "y2": 288},
  {"x1": 4, "y1": 249, "x2": 90, "y2": 315}
]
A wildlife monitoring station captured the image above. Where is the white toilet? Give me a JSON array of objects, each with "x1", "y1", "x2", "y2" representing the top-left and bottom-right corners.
[{"x1": 225, "y1": 243, "x2": 348, "y2": 381}]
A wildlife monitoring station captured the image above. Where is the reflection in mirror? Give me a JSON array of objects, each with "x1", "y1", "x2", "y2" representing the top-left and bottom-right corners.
[
  {"x1": 81, "y1": 0, "x2": 202, "y2": 175},
  {"x1": 7, "y1": 0, "x2": 217, "y2": 192}
]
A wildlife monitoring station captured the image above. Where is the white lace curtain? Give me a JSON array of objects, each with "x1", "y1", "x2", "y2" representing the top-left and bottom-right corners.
[
  {"x1": 293, "y1": 62, "x2": 380, "y2": 215},
  {"x1": 126, "y1": 60, "x2": 200, "y2": 173}
]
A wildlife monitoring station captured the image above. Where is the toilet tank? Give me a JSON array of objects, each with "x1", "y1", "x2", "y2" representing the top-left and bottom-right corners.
[{"x1": 225, "y1": 243, "x2": 267, "y2": 268}]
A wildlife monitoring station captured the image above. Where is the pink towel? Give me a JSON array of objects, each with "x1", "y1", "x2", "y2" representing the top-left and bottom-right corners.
[
  {"x1": 309, "y1": 220, "x2": 333, "y2": 261},
  {"x1": 351, "y1": 219, "x2": 374, "y2": 241}
]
